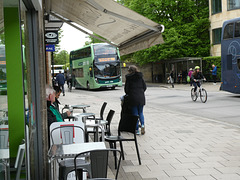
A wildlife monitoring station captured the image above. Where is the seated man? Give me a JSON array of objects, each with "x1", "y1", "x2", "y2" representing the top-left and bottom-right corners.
[{"x1": 46, "y1": 85, "x2": 64, "y2": 129}]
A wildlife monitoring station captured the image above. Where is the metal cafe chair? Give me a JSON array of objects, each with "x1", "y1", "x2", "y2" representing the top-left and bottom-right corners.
[
  {"x1": 72, "y1": 149, "x2": 122, "y2": 180},
  {"x1": 105, "y1": 115, "x2": 141, "y2": 167},
  {"x1": 14, "y1": 143, "x2": 25, "y2": 180},
  {"x1": 86, "y1": 110, "x2": 115, "y2": 141},
  {"x1": 87, "y1": 102, "x2": 107, "y2": 120},
  {"x1": 50, "y1": 122, "x2": 92, "y2": 180},
  {"x1": 0, "y1": 125, "x2": 9, "y2": 149}
]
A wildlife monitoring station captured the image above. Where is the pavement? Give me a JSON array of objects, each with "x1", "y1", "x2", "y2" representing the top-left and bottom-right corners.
[
  {"x1": 146, "y1": 82, "x2": 222, "y2": 92},
  {"x1": 59, "y1": 83, "x2": 240, "y2": 180}
]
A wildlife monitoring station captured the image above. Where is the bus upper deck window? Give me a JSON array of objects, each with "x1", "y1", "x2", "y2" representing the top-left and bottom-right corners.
[
  {"x1": 235, "y1": 21, "x2": 240, "y2": 37},
  {"x1": 223, "y1": 23, "x2": 234, "y2": 39}
]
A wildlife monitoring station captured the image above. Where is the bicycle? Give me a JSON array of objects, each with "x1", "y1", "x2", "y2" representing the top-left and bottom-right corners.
[{"x1": 191, "y1": 79, "x2": 207, "y2": 103}]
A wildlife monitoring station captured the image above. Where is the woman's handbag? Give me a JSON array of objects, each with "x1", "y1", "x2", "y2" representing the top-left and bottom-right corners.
[{"x1": 187, "y1": 76, "x2": 190, "y2": 82}]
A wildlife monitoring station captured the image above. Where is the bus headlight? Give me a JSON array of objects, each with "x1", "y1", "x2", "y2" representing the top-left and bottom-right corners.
[{"x1": 95, "y1": 78, "x2": 98, "y2": 83}]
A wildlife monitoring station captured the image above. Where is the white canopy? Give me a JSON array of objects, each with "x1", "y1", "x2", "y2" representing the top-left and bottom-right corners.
[{"x1": 46, "y1": 0, "x2": 164, "y2": 55}]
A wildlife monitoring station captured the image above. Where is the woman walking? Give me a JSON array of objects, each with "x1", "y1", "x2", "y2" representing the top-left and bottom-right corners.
[{"x1": 125, "y1": 65, "x2": 147, "y2": 135}]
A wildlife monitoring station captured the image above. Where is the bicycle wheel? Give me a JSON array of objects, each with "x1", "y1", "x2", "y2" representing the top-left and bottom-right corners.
[
  {"x1": 191, "y1": 88, "x2": 197, "y2": 101},
  {"x1": 200, "y1": 88, "x2": 207, "y2": 103}
]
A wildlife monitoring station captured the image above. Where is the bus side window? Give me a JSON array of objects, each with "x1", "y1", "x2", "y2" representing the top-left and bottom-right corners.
[
  {"x1": 238, "y1": 58, "x2": 240, "y2": 70},
  {"x1": 227, "y1": 54, "x2": 232, "y2": 70},
  {"x1": 223, "y1": 23, "x2": 234, "y2": 39},
  {"x1": 235, "y1": 21, "x2": 240, "y2": 38}
]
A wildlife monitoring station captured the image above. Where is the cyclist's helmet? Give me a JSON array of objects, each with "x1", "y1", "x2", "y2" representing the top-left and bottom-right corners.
[{"x1": 195, "y1": 66, "x2": 200, "y2": 70}]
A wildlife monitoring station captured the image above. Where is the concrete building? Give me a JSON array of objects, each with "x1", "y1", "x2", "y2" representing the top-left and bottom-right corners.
[{"x1": 209, "y1": 0, "x2": 240, "y2": 56}]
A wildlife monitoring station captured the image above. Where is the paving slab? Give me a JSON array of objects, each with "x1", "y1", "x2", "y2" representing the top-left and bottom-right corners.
[{"x1": 59, "y1": 84, "x2": 240, "y2": 179}]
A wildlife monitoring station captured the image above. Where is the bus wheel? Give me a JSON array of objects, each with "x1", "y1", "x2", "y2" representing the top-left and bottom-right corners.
[{"x1": 87, "y1": 82, "x2": 90, "y2": 90}]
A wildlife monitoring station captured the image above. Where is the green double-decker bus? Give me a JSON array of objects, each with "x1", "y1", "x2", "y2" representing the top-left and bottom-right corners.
[{"x1": 70, "y1": 43, "x2": 122, "y2": 90}]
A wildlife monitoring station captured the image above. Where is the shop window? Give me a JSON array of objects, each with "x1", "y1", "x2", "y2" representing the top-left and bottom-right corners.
[
  {"x1": 212, "y1": 0, "x2": 222, "y2": 14},
  {"x1": 235, "y1": 21, "x2": 240, "y2": 38},
  {"x1": 223, "y1": 23, "x2": 234, "y2": 39},
  {"x1": 212, "y1": 28, "x2": 222, "y2": 44},
  {"x1": 228, "y1": 0, "x2": 240, "y2": 10}
]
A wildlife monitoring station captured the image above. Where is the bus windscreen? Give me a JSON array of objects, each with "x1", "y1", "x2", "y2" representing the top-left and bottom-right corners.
[
  {"x1": 93, "y1": 44, "x2": 117, "y2": 56},
  {"x1": 94, "y1": 63, "x2": 120, "y2": 78}
]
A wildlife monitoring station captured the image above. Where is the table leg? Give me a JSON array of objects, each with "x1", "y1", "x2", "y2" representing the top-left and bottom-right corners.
[{"x1": 94, "y1": 126, "x2": 99, "y2": 142}]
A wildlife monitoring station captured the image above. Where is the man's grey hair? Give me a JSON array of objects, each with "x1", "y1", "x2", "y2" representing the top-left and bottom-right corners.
[{"x1": 46, "y1": 85, "x2": 55, "y2": 99}]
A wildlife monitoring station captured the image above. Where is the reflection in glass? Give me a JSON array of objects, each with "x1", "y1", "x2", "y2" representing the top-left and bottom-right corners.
[{"x1": 0, "y1": 1, "x2": 10, "y2": 179}]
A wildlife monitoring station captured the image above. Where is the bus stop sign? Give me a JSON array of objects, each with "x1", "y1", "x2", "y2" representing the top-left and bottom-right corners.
[{"x1": 46, "y1": 44, "x2": 55, "y2": 52}]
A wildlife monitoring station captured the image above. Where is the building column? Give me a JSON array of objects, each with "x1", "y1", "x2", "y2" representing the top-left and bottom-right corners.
[{"x1": 4, "y1": 7, "x2": 25, "y2": 158}]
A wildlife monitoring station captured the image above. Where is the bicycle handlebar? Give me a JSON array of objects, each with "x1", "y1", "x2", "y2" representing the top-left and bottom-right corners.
[{"x1": 194, "y1": 79, "x2": 206, "y2": 82}]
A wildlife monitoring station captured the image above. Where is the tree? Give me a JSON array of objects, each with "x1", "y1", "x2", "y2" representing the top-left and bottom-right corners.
[
  {"x1": 85, "y1": 33, "x2": 106, "y2": 45},
  {"x1": 54, "y1": 29, "x2": 63, "y2": 53},
  {"x1": 117, "y1": 0, "x2": 210, "y2": 64},
  {"x1": 53, "y1": 50, "x2": 69, "y2": 65}
]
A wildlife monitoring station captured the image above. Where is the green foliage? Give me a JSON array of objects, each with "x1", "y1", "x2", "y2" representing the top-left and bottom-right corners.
[
  {"x1": 202, "y1": 56, "x2": 221, "y2": 80},
  {"x1": 63, "y1": 62, "x2": 70, "y2": 70},
  {"x1": 54, "y1": 29, "x2": 63, "y2": 53},
  {"x1": 86, "y1": 33, "x2": 106, "y2": 45},
  {"x1": 53, "y1": 50, "x2": 69, "y2": 65},
  {"x1": 118, "y1": 0, "x2": 210, "y2": 64}
]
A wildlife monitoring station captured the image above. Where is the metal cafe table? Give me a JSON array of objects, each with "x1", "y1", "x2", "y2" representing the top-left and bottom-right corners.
[
  {"x1": 74, "y1": 113, "x2": 106, "y2": 142},
  {"x1": 0, "y1": 117, "x2": 8, "y2": 124},
  {"x1": 48, "y1": 142, "x2": 106, "y2": 179},
  {"x1": 85, "y1": 119, "x2": 107, "y2": 142},
  {"x1": 0, "y1": 108, "x2": 8, "y2": 117},
  {"x1": 62, "y1": 104, "x2": 90, "y2": 114}
]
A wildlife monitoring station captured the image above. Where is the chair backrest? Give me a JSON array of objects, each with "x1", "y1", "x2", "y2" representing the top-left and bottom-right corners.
[
  {"x1": 14, "y1": 143, "x2": 25, "y2": 180},
  {"x1": 118, "y1": 115, "x2": 139, "y2": 134},
  {"x1": 50, "y1": 121, "x2": 85, "y2": 145},
  {"x1": 74, "y1": 149, "x2": 121, "y2": 180},
  {"x1": 105, "y1": 110, "x2": 115, "y2": 136},
  {"x1": 99, "y1": 102, "x2": 107, "y2": 120},
  {"x1": 0, "y1": 125, "x2": 9, "y2": 149}
]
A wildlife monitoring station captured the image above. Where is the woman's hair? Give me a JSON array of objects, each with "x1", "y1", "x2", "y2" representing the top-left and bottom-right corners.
[{"x1": 128, "y1": 65, "x2": 139, "y2": 74}]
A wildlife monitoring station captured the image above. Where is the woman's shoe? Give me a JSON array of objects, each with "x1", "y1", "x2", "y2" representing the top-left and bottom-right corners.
[
  {"x1": 136, "y1": 130, "x2": 140, "y2": 135},
  {"x1": 141, "y1": 125, "x2": 145, "y2": 135}
]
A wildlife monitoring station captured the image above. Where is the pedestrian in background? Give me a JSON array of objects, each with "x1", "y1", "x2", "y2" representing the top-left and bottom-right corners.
[
  {"x1": 170, "y1": 70, "x2": 174, "y2": 88},
  {"x1": 125, "y1": 65, "x2": 147, "y2": 135},
  {"x1": 188, "y1": 68, "x2": 193, "y2": 86},
  {"x1": 210, "y1": 64, "x2": 217, "y2": 85},
  {"x1": 56, "y1": 70, "x2": 65, "y2": 96}
]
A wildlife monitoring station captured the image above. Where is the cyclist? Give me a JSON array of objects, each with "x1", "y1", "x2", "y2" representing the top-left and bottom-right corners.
[{"x1": 191, "y1": 66, "x2": 206, "y2": 94}]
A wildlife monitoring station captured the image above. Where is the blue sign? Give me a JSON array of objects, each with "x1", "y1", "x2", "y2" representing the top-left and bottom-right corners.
[{"x1": 46, "y1": 44, "x2": 55, "y2": 52}]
